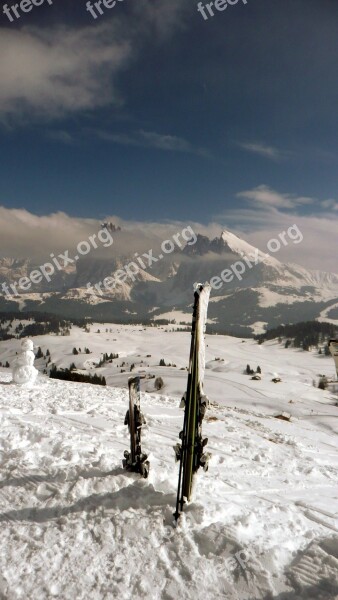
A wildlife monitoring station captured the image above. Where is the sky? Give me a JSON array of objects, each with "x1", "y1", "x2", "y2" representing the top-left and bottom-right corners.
[{"x1": 0, "y1": 0, "x2": 337, "y2": 271}]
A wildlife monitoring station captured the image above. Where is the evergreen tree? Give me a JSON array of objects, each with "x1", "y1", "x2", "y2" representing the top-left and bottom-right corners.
[{"x1": 35, "y1": 347, "x2": 43, "y2": 359}]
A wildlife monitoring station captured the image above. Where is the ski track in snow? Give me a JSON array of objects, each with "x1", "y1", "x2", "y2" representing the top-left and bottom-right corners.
[{"x1": 0, "y1": 330, "x2": 338, "y2": 600}]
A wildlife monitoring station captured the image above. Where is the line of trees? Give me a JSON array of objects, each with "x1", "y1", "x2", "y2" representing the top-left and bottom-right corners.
[
  {"x1": 255, "y1": 321, "x2": 337, "y2": 351},
  {"x1": 49, "y1": 366, "x2": 106, "y2": 386},
  {"x1": 0, "y1": 312, "x2": 93, "y2": 341}
]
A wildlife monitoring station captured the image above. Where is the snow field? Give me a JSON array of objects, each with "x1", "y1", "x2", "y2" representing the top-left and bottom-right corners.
[{"x1": 0, "y1": 327, "x2": 338, "y2": 599}]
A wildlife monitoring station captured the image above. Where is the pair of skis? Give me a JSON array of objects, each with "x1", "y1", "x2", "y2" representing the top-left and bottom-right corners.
[
  {"x1": 174, "y1": 283, "x2": 211, "y2": 522},
  {"x1": 123, "y1": 375, "x2": 150, "y2": 479},
  {"x1": 122, "y1": 283, "x2": 211, "y2": 517}
]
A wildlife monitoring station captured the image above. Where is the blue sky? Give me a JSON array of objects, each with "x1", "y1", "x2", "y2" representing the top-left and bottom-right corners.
[{"x1": 0, "y1": 0, "x2": 337, "y2": 272}]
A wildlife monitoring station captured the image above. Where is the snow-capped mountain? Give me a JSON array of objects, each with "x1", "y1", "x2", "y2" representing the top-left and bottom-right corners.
[{"x1": 1, "y1": 230, "x2": 338, "y2": 334}]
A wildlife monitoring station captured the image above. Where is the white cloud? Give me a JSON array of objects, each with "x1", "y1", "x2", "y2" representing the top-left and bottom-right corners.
[
  {"x1": 237, "y1": 185, "x2": 314, "y2": 209},
  {"x1": 0, "y1": 207, "x2": 99, "y2": 260},
  {"x1": 0, "y1": 0, "x2": 186, "y2": 122},
  {"x1": 132, "y1": 0, "x2": 187, "y2": 39},
  {"x1": 91, "y1": 129, "x2": 210, "y2": 157},
  {"x1": 139, "y1": 131, "x2": 208, "y2": 155},
  {"x1": 238, "y1": 142, "x2": 287, "y2": 160},
  {"x1": 0, "y1": 24, "x2": 131, "y2": 120},
  {"x1": 322, "y1": 199, "x2": 338, "y2": 211}
]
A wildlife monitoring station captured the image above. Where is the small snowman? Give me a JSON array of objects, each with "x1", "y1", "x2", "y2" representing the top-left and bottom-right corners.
[{"x1": 12, "y1": 338, "x2": 38, "y2": 387}]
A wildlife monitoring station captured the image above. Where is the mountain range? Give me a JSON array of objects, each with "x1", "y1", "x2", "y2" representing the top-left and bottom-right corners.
[{"x1": 1, "y1": 230, "x2": 338, "y2": 335}]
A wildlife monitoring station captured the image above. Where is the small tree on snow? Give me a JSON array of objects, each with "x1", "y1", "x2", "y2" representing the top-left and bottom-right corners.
[
  {"x1": 35, "y1": 347, "x2": 43, "y2": 359},
  {"x1": 155, "y1": 377, "x2": 164, "y2": 390},
  {"x1": 318, "y1": 376, "x2": 328, "y2": 390}
]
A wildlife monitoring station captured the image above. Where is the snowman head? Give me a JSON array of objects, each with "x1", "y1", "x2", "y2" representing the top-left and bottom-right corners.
[{"x1": 21, "y1": 338, "x2": 34, "y2": 352}]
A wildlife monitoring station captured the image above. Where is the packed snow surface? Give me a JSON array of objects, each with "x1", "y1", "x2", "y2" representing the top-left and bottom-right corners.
[{"x1": 0, "y1": 326, "x2": 338, "y2": 599}]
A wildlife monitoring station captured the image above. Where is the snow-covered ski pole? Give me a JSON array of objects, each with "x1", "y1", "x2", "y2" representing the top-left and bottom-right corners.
[
  {"x1": 174, "y1": 284, "x2": 211, "y2": 522},
  {"x1": 123, "y1": 375, "x2": 150, "y2": 478}
]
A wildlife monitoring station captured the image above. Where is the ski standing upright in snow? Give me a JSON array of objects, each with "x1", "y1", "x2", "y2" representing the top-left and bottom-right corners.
[
  {"x1": 123, "y1": 375, "x2": 150, "y2": 478},
  {"x1": 174, "y1": 283, "x2": 211, "y2": 522}
]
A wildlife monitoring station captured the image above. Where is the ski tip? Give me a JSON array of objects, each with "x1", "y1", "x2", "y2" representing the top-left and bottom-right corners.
[{"x1": 193, "y1": 282, "x2": 211, "y2": 295}]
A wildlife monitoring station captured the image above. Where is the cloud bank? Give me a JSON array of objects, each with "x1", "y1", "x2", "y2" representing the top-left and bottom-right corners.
[{"x1": 0, "y1": 189, "x2": 337, "y2": 274}]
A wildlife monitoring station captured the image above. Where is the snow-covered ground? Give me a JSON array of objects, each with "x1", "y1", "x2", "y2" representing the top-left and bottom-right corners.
[{"x1": 0, "y1": 327, "x2": 338, "y2": 599}]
